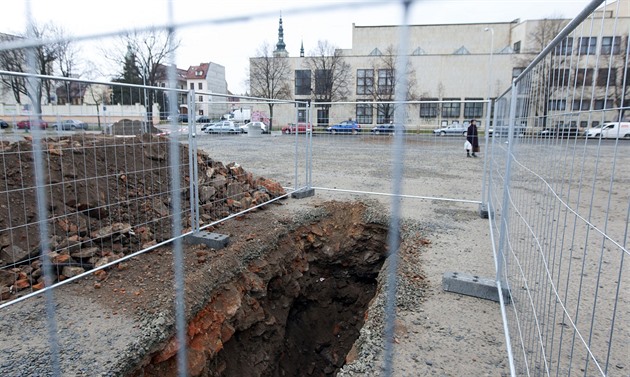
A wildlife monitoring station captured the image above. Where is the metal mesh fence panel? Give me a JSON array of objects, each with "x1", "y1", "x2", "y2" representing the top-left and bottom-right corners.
[
  {"x1": 0, "y1": 1, "x2": 627, "y2": 376},
  {"x1": 486, "y1": 1, "x2": 629, "y2": 375}
]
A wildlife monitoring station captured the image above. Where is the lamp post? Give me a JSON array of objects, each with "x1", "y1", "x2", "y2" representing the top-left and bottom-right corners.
[
  {"x1": 484, "y1": 27, "x2": 494, "y2": 102},
  {"x1": 480, "y1": 27, "x2": 494, "y2": 218}
]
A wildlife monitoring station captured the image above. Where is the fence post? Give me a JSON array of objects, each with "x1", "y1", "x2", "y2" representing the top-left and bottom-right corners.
[
  {"x1": 187, "y1": 90, "x2": 200, "y2": 233},
  {"x1": 480, "y1": 99, "x2": 493, "y2": 218},
  {"x1": 497, "y1": 81, "x2": 518, "y2": 289}
]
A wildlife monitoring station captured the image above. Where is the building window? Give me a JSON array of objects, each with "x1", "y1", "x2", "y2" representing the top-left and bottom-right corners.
[
  {"x1": 295, "y1": 70, "x2": 311, "y2": 95},
  {"x1": 199, "y1": 95, "x2": 203, "y2": 102},
  {"x1": 316, "y1": 106, "x2": 330, "y2": 126},
  {"x1": 377, "y1": 69, "x2": 394, "y2": 95},
  {"x1": 442, "y1": 99, "x2": 461, "y2": 118},
  {"x1": 464, "y1": 99, "x2": 484, "y2": 118},
  {"x1": 512, "y1": 67, "x2": 525, "y2": 79},
  {"x1": 190, "y1": 83, "x2": 194, "y2": 90},
  {"x1": 576, "y1": 68, "x2": 594, "y2": 86},
  {"x1": 356, "y1": 69, "x2": 374, "y2": 95},
  {"x1": 554, "y1": 37, "x2": 573, "y2": 55},
  {"x1": 356, "y1": 103, "x2": 373, "y2": 124},
  {"x1": 551, "y1": 69, "x2": 571, "y2": 86},
  {"x1": 513, "y1": 41, "x2": 521, "y2": 53},
  {"x1": 314, "y1": 69, "x2": 331, "y2": 95},
  {"x1": 596, "y1": 68, "x2": 617, "y2": 86},
  {"x1": 198, "y1": 83, "x2": 203, "y2": 90},
  {"x1": 572, "y1": 99, "x2": 590, "y2": 111},
  {"x1": 377, "y1": 103, "x2": 394, "y2": 124},
  {"x1": 297, "y1": 101, "x2": 310, "y2": 122},
  {"x1": 601, "y1": 36, "x2": 620, "y2": 55},
  {"x1": 548, "y1": 99, "x2": 566, "y2": 111},
  {"x1": 593, "y1": 99, "x2": 614, "y2": 110},
  {"x1": 195, "y1": 70, "x2": 203, "y2": 76},
  {"x1": 420, "y1": 100, "x2": 438, "y2": 118},
  {"x1": 577, "y1": 37, "x2": 597, "y2": 55}
]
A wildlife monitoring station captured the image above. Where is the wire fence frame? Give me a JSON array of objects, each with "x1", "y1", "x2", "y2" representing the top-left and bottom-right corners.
[
  {"x1": 486, "y1": 1, "x2": 629, "y2": 375},
  {"x1": 1, "y1": 0, "x2": 628, "y2": 376}
]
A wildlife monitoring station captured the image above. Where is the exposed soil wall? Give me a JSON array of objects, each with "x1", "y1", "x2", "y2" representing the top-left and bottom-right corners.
[{"x1": 129, "y1": 201, "x2": 391, "y2": 377}]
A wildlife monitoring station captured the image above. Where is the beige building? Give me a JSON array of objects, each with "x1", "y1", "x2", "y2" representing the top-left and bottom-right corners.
[{"x1": 251, "y1": 0, "x2": 629, "y2": 131}]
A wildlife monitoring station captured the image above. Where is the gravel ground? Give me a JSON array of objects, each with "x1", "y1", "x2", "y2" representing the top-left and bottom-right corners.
[{"x1": 7, "y1": 130, "x2": 623, "y2": 376}]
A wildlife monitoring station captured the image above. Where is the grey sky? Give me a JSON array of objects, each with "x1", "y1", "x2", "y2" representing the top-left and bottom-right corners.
[{"x1": 3, "y1": 0, "x2": 594, "y2": 93}]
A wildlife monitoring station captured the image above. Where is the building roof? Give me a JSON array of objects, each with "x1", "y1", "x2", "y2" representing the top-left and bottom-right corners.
[{"x1": 185, "y1": 63, "x2": 210, "y2": 80}]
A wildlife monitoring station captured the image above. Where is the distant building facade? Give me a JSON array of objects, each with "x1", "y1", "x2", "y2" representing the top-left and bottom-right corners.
[{"x1": 250, "y1": 0, "x2": 629, "y2": 131}]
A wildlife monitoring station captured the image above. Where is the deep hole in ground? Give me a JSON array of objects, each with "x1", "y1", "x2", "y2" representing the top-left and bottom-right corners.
[
  {"x1": 216, "y1": 262, "x2": 381, "y2": 377},
  {"x1": 131, "y1": 201, "x2": 391, "y2": 377}
]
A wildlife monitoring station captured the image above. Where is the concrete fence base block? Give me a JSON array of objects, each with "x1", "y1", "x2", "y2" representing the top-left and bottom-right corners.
[
  {"x1": 185, "y1": 231, "x2": 229, "y2": 250},
  {"x1": 442, "y1": 271, "x2": 510, "y2": 303},
  {"x1": 291, "y1": 188, "x2": 315, "y2": 199},
  {"x1": 478, "y1": 203, "x2": 495, "y2": 219}
]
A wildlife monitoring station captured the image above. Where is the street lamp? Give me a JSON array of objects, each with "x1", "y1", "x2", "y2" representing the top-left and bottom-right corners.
[{"x1": 484, "y1": 27, "x2": 494, "y2": 102}]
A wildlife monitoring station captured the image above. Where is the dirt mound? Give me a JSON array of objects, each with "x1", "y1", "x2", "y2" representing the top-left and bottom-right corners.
[
  {"x1": 104, "y1": 119, "x2": 163, "y2": 135},
  {"x1": 0, "y1": 133, "x2": 286, "y2": 301}
]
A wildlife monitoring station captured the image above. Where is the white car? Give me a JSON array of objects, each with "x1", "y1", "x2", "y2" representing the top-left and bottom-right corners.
[
  {"x1": 585, "y1": 122, "x2": 630, "y2": 139},
  {"x1": 239, "y1": 121, "x2": 268, "y2": 134},
  {"x1": 432, "y1": 124, "x2": 467, "y2": 136},
  {"x1": 202, "y1": 120, "x2": 241, "y2": 134}
]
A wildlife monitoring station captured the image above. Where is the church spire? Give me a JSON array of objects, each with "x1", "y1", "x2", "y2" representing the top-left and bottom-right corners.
[
  {"x1": 300, "y1": 40, "x2": 304, "y2": 57},
  {"x1": 274, "y1": 13, "x2": 288, "y2": 57}
]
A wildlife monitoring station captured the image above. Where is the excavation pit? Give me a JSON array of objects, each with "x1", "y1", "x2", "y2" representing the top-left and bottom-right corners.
[{"x1": 129, "y1": 200, "x2": 392, "y2": 377}]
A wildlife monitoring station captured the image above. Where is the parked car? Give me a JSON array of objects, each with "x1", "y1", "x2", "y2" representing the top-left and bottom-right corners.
[
  {"x1": 282, "y1": 122, "x2": 312, "y2": 134},
  {"x1": 585, "y1": 122, "x2": 630, "y2": 139},
  {"x1": 240, "y1": 121, "x2": 268, "y2": 134},
  {"x1": 492, "y1": 125, "x2": 527, "y2": 137},
  {"x1": 371, "y1": 123, "x2": 405, "y2": 135},
  {"x1": 202, "y1": 120, "x2": 241, "y2": 134},
  {"x1": 432, "y1": 124, "x2": 467, "y2": 136},
  {"x1": 0, "y1": 119, "x2": 9, "y2": 129},
  {"x1": 326, "y1": 120, "x2": 361, "y2": 134},
  {"x1": 52, "y1": 119, "x2": 88, "y2": 130},
  {"x1": 196, "y1": 116, "x2": 215, "y2": 124},
  {"x1": 16, "y1": 119, "x2": 49, "y2": 129}
]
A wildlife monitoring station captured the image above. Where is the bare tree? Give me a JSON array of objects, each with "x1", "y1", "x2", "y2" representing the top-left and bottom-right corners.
[
  {"x1": 0, "y1": 33, "x2": 26, "y2": 103},
  {"x1": 0, "y1": 23, "x2": 70, "y2": 116},
  {"x1": 304, "y1": 41, "x2": 351, "y2": 125},
  {"x1": 248, "y1": 42, "x2": 292, "y2": 131},
  {"x1": 306, "y1": 40, "x2": 351, "y2": 102},
  {"x1": 107, "y1": 28, "x2": 180, "y2": 122},
  {"x1": 367, "y1": 45, "x2": 417, "y2": 124},
  {"x1": 513, "y1": 17, "x2": 568, "y2": 129},
  {"x1": 54, "y1": 26, "x2": 81, "y2": 105}
]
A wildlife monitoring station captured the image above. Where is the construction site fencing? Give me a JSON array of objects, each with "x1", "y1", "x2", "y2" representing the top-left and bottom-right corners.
[
  {"x1": 484, "y1": 1, "x2": 629, "y2": 375},
  {"x1": 0, "y1": 1, "x2": 628, "y2": 377}
]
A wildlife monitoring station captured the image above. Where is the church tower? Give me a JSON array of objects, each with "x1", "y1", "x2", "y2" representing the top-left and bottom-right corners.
[{"x1": 273, "y1": 14, "x2": 288, "y2": 57}]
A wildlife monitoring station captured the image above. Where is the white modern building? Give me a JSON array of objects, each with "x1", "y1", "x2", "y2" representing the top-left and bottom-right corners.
[{"x1": 250, "y1": 0, "x2": 629, "y2": 131}]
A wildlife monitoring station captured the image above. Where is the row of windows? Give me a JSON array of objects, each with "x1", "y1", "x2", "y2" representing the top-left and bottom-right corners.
[
  {"x1": 354, "y1": 99, "x2": 485, "y2": 122},
  {"x1": 552, "y1": 36, "x2": 623, "y2": 56},
  {"x1": 547, "y1": 67, "x2": 628, "y2": 87},
  {"x1": 548, "y1": 98, "x2": 617, "y2": 111},
  {"x1": 189, "y1": 82, "x2": 203, "y2": 90},
  {"x1": 297, "y1": 69, "x2": 395, "y2": 96}
]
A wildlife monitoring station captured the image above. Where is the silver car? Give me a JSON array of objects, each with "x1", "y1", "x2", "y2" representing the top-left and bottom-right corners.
[
  {"x1": 52, "y1": 119, "x2": 88, "y2": 130},
  {"x1": 202, "y1": 120, "x2": 241, "y2": 134},
  {"x1": 432, "y1": 124, "x2": 467, "y2": 136}
]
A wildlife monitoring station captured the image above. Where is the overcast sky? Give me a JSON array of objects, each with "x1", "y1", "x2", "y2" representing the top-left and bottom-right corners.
[{"x1": 3, "y1": 0, "x2": 596, "y2": 94}]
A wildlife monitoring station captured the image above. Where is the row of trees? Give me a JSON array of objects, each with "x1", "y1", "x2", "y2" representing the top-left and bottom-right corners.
[
  {"x1": 0, "y1": 23, "x2": 179, "y2": 123},
  {"x1": 248, "y1": 41, "x2": 417, "y2": 130}
]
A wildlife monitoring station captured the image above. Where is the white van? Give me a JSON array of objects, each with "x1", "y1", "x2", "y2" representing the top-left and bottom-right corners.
[{"x1": 585, "y1": 122, "x2": 630, "y2": 139}]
